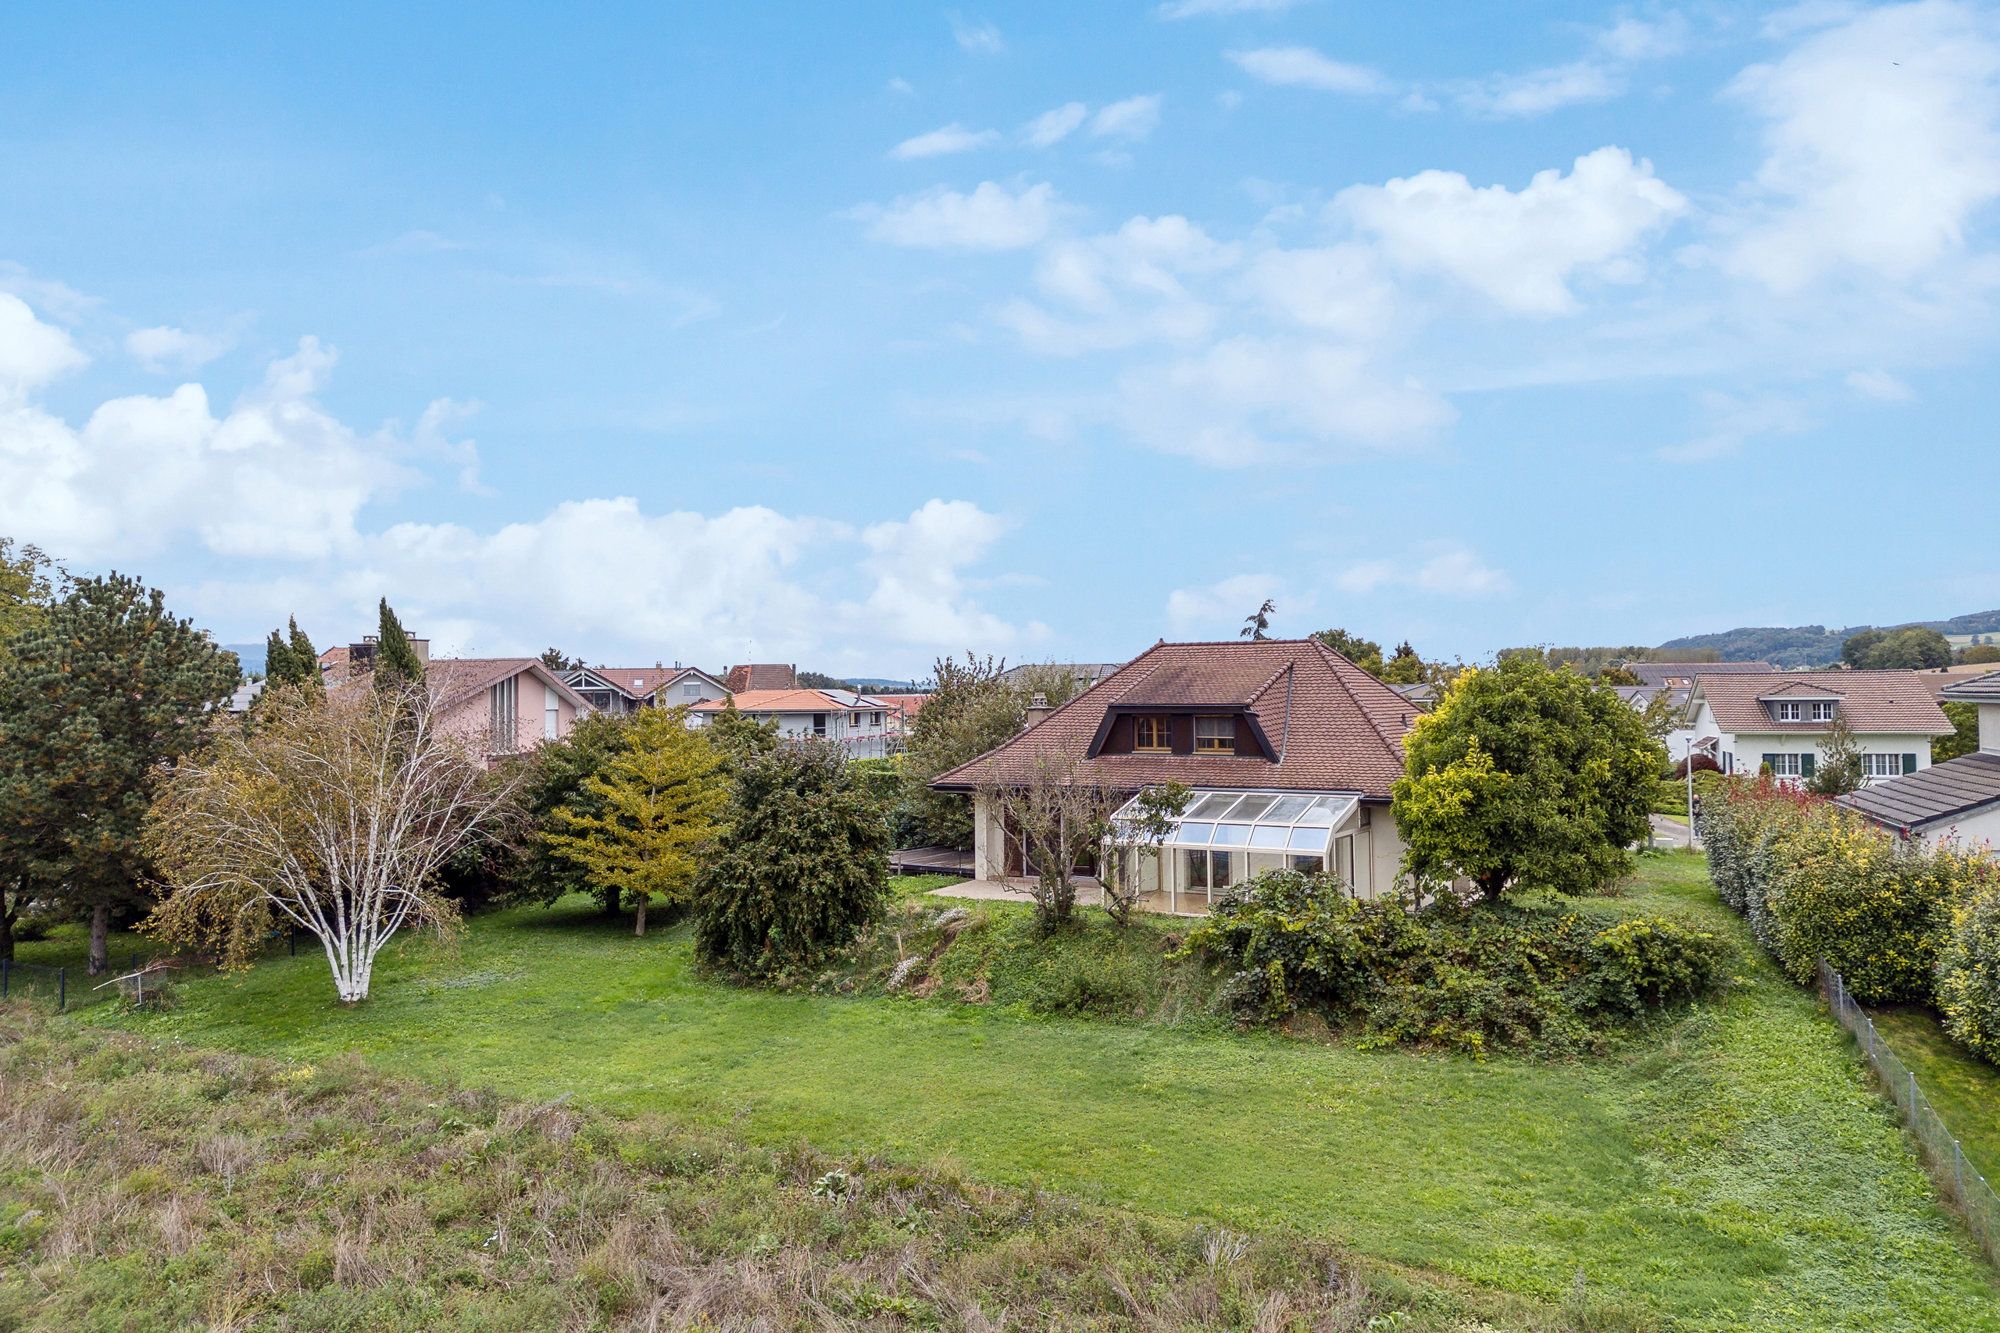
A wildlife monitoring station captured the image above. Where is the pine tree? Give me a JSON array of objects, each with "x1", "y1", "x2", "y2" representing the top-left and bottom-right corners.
[
  {"x1": 286, "y1": 617, "x2": 323, "y2": 694},
  {"x1": 539, "y1": 709, "x2": 729, "y2": 935},
  {"x1": 375, "y1": 598, "x2": 424, "y2": 687},
  {"x1": 0, "y1": 573, "x2": 239, "y2": 969},
  {"x1": 262, "y1": 627, "x2": 293, "y2": 683}
]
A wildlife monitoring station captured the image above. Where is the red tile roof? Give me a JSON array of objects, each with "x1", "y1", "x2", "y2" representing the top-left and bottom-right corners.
[
  {"x1": 724, "y1": 663, "x2": 797, "y2": 692},
  {"x1": 1691, "y1": 669, "x2": 1954, "y2": 737},
  {"x1": 932, "y1": 639, "x2": 1415, "y2": 798},
  {"x1": 573, "y1": 665, "x2": 721, "y2": 699},
  {"x1": 691, "y1": 688, "x2": 875, "y2": 715}
]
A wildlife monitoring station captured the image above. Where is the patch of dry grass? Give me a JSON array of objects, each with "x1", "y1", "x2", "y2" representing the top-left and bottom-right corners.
[{"x1": 0, "y1": 1004, "x2": 1562, "y2": 1331}]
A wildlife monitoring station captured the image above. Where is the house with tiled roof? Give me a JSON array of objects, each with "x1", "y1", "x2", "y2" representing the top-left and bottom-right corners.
[
  {"x1": 1684, "y1": 669, "x2": 1954, "y2": 785},
  {"x1": 1839, "y1": 671, "x2": 2000, "y2": 850},
  {"x1": 561, "y1": 664, "x2": 728, "y2": 716},
  {"x1": 688, "y1": 687, "x2": 894, "y2": 758},
  {"x1": 426, "y1": 658, "x2": 594, "y2": 764},
  {"x1": 723, "y1": 663, "x2": 797, "y2": 693},
  {"x1": 932, "y1": 638, "x2": 1424, "y2": 908},
  {"x1": 1628, "y1": 660, "x2": 1775, "y2": 690}
]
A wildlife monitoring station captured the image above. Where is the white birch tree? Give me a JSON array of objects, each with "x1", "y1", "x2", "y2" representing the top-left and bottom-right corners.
[{"x1": 145, "y1": 679, "x2": 519, "y2": 1003}]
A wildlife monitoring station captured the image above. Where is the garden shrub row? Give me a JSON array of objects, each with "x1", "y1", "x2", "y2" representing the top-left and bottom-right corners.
[
  {"x1": 1178, "y1": 870, "x2": 1727, "y2": 1057},
  {"x1": 1698, "y1": 778, "x2": 2000, "y2": 1062}
]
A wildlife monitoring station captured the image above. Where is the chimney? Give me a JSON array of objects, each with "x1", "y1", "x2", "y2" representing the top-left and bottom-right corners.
[{"x1": 1023, "y1": 692, "x2": 1052, "y2": 731}]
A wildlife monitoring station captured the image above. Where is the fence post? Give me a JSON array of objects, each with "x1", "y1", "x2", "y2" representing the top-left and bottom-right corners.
[{"x1": 57, "y1": 967, "x2": 65, "y2": 1012}]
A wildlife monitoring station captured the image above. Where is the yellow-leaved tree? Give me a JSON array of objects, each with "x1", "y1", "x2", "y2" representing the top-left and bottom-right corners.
[{"x1": 541, "y1": 707, "x2": 728, "y2": 935}]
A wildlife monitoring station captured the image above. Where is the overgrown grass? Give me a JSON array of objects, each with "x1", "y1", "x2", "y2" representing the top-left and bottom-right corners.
[
  {"x1": 1870, "y1": 1004, "x2": 2000, "y2": 1188},
  {"x1": 0, "y1": 1004, "x2": 1476, "y2": 1331},
  {"x1": 81, "y1": 853, "x2": 2000, "y2": 1330}
]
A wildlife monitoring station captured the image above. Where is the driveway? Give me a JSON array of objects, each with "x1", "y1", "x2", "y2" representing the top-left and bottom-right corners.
[{"x1": 1649, "y1": 814, "x2": 1695, "y2": 850}]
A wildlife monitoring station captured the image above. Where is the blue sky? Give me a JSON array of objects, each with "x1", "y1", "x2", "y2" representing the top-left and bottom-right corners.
[{"x1": 1, "y1": 1, "x2": 1996, "y2": 676}]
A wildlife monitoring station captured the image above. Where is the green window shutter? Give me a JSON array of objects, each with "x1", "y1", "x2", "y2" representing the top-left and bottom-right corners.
[
  {"x1": 1801, "y1": 753, "x2": 1816, "y2": 779},
  {"x1": 1761, "y1": 753, "x2": 1778, "y2": 774},
  {"x1": 1904, "y1": 753, "x2": 1918, "y2": 775}
]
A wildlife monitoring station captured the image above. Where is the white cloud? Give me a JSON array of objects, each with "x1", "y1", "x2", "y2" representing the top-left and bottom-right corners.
[
  {"x1": 1597, "y1": 15, "x2": 1689, "y2": 61},
  {"x1": 1846, "y1": 368, "x2": 1915, "y2": 400},
  {"x1": 998, "y1": 215, "x2": 1236, "y2": 354},
  {"x1": 857, "y1": 181, "x2": 1059, "y2": 251},
  {"x1": 126, "y1": 325, "x2": 232, "y2": 373},
  {"x1": 1656, "y1": 390, "x2": 1811, "y2": 462},
  {"x1": 1022, "y1": 102, "x2": 1089, "y2": 148},
  {"x1": 1239, "y1": 244, "x2": 1396, "y2": 338},
  {"x1": 0, "y1": 304, "x2": 1032, "y2": 667},
  {"x1": 1336, "y1": 544, "x2": 1512, "y2": 597},
  {"x1": 1226, "y1": 46, "x2": 1390, "y2": 95},
  {"x1": 1117, "y1": 336, "x2": 1453, "y2": 465},
  {"x1": 950, "y1": 15, "x2": 1004, "y2": 54},
  {"x1": 1158, "y1": 0, "x2": 1302, "y2": 16},
  {"x1": 1167, "y1": 573, "x2": 1284, "y2": 634},
  {"x1": 890, "y1": 123, "x2": 1001, "y2": 159},
  {"x1": 1335, "y1": 147, "x2": 1687, "y2": 314},
  {"x1": 1090, "y1": 94, "x2": 1164, "y2": 142},
  {"x1": 855, "y1": 499, "x2": 1034, "y2": 647},
  {"x1": 0, "y1": 294, "x2": 88, "y2": 399},
  {"x1": 1458, "y1": 61, "x2": 1622, "y2": 118},
  {"x1": 1724, "y1": 0, "x2": 2000, "y2": 292}
]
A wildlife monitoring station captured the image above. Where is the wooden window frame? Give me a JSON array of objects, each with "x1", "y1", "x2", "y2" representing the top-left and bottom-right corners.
[
  {"x1": 1133, "y1": 714, "x2": 1170, "y2": 752},
  {"x1": 1193, "y1": 715, "x2": 1234, "y2": 754}
]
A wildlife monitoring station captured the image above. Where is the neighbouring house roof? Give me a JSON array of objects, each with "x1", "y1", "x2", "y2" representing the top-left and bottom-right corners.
[
  {"x1": 1838, "y1": 752, "x2": 2000, "y2": 834},
  {"x1": 565, "y1": 664, "x2": 726, "y2": 701},
  {"x1": 1942, "y1": 670, "x2": 2000, "y2": 703},
  {"x1": 999, "y1": 662, "x2": 1122, "y2": 687},
  {"x1": 1629, "y1": 661, "x2": 1775, "y2": 688},
  {"x1": 724, "y1": 663, "x2": 797, "y2": 692},
  {"x1": 690, "y1": 688, "x2": 882, "y2": 715},
  {"x1": 426, "y1": 658, "x2": 593, "y2": 715},
  {"x1": 931, "y1": 638, "x2": 1415, "y2": 799},
  {"x1": 1688, "y1": 670, "x2": 1954, "y2": 737},
  {"x1": 873, "y1": 692, "x2": 930, "y2": 721}
]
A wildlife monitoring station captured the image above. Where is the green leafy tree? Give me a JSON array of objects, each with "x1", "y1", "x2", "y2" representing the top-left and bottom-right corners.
[
  {"x1": 1806, "y1": 711, "x2": 1864, "y2": 796},
  {"x1": 901, "y1": 654, "x2": 1024, "y2": 849},
  {"x1": 1241, "y1": 598, "x2": 1276, "y2": 641},
  {"x1": 1392, "y1": 657, "x2": 1663, "y2": 901},
  {"x1": 1379, "y1": 641, "x2": 1427, "y2": 685},
  {"x1": 1312, "y1": 628, "x2": 1385, "y2": 677},
  {"x1": 693, "y1": 739, "x2": 890, "y2": 978},
  {"x1": 1102, "y1": 781, "x2": 1191, "y2": 925},
  {"x1": 703, "y1": 699, "x2": 782, "y2": 769},
  {"x1": 1003, "y1": 661, "x2": 1091, "y2": 709},
  {"x1": 0, "y1": 538, "x2": 62, "y2": 656},
  {"x1": 1959, "y1": 645, "x2": 2000, "y2": 665},
  {"x1": 797, "y1": 669, "x2": 853, "y2": 690},
  {"x1": 1597, "y1": 665, "x2": 1641, "y2": 687},
  {"x1": 512, "y1": 712, "x2": 635, "y2": 915},
  {"x1": 540, "y1": 709, "x2": 729, "y2": 936},
  {"x1": 538, "y1": 647, "x2": 582, "y2": 672},
  {"x1": 375, "y1": 597, "x2": 425, "y2": 686},
  {"x1": 1936, "y1": 701, "x2": 1981, "y2": 763},
  {"x1": 0, "y1": 573, "x2": 239, "y2": 970},
  {"x1": 1844, "y1": 626, "x2": 1952, "y2": 670},
  {"x1": 261, "y1": 616, "x2": 322, "y2": 693}
]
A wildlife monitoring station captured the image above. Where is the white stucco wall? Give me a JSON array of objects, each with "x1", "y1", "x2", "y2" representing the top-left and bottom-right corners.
[
  {"x1": 1714, "y1": 729, "x2": 1936, "y2": 782},
  {"x1": 1981, "y1": 703, "x2": 2000, "y2": 754},
  {"x1": 1917, "y1": 805, "x2": 2000, "y2": 855}
]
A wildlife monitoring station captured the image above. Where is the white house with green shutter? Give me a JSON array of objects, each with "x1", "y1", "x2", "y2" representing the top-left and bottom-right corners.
[{"x1": 1684, "y1": 670, "x2": 1954, "y2": 785}]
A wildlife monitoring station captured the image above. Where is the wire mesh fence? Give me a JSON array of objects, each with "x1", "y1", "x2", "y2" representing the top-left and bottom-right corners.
[
  {"x1": 1819, "y1": 959, "x2": 2000, "y2": 1267},
  {"x1": 1, "y1": 931, "x2": 299, "y2": 1013}
]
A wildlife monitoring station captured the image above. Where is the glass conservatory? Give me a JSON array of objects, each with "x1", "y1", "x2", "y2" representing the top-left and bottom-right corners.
[{"x1": 1104, "y1": 788, "x2": 1362, "y2": 915}]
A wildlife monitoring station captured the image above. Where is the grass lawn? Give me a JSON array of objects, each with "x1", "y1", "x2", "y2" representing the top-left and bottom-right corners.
[
  {"x1": 1870, "y1": 1004, "x2": 2000, "y2": 1188},
  {"x1": 86, "y1": 855, "x2": 1999, "y2": 1331}
]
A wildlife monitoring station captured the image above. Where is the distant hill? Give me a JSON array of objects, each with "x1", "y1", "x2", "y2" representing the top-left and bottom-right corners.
[
  {"x1": 1659, "y1": 610, "x2": 2000, "y2": 667},
  {"x1": 219, "y1": 641, "x2": 267, "y2": 676},
  {"x1": 846, "y1": 677, "x2": 926, "y2": 692}
]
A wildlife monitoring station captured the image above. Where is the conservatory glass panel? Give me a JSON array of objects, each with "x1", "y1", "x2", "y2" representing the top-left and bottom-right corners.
[
  {"x1": 1211, "y1": 823, "x2": 1252, "y2": 847},
  {"x1": 1263, "y1": 795, "x2": 1314, "y2": 823},
  {"x1": 1297, "y1": 796, "x2": 1343, "y2": 825},
  {"x1": 1229, "y1": 794, "x2": 1277, "y2": 821},
  {"x1": 1288, "y1": 826, "x2": 1331, "y2": 853},
  {"x1": 1173, "y1": 821, "x2": 1214, "y2": 846},
  {"x1": 1186, "y1": 793, "x2": 1241, "y2": 819},
  {"x1": 1249, "y1": 824, "x2": 1290, "y2": 850}
]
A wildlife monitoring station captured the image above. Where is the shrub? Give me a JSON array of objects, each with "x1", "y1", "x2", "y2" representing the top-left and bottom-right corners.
[
  {"x1": 1182, "y1": 870, "x2": 1725, "y2": 1054},
  {"x1": 693, "y1": 741, "x2": 890, "y2": 980},
  {"x1": 1932, "y1": 855, "x2": 2000, "y2": 1062},
  {"x1": 1765, "y1": 808, "x2": 1959, "y2": 1002}
]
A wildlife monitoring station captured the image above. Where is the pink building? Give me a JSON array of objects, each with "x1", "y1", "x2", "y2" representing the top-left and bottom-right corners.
[{"x1": 427, "y1": 658, "x2": 593, "y2": 764}]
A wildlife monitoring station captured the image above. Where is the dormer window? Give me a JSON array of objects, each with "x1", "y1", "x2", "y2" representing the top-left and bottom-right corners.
[
  {"x1": 1194, "y1": 715, "x2": 1234, "y2": 753},
  {"x1": 1810, "y1": 701, "x2": 1837, "y2": 722},
  {"x1": 1776, "y1": 701, "x2": 1803, "y2": 722},
  {"x1": 1134, "y1": 715, "x2": 1170, "y2": 752}
]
